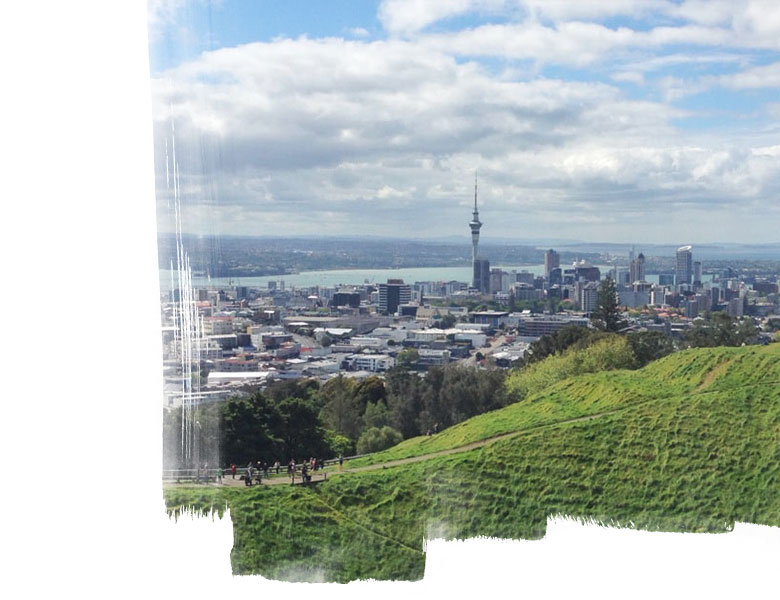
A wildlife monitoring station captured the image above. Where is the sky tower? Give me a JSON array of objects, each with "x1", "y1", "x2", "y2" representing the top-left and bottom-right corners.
[{"x1": 469, "y1": 173, "x2": 483, "y2": 289}]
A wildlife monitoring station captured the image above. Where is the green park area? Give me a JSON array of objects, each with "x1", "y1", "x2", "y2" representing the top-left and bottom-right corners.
[{"x1": 165, "y1": 342, "x2": 780, "y2": 582}]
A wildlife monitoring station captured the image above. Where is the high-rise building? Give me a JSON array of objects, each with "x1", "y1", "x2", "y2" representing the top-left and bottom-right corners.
[
  {"x1": 693, "y1": 261, "x2": 702, "y2": 285},
  {"x1": 469, "y1": 173, "x2": 483, "y2": 290},
  {"x1": 629, "y1": 252, "x2": 645, "y2": 283},
  {"x1": 580, "y1": 281, "x2": 600, "y2": 314},
  {"x1": 728, "y1": 297, "x2": 744, "y2": 318},
  {"x1": 378, "y1": 279, "x2": 411, "y2": 315},
  {"x1": 676, "y1": 245, "x2": 693, "y2": 286},
  {"x1": 684, "y1": 297, "x2": 699, "y2": 319},
  {"x1": 573, "y1": 260, "x2": 600, "y2": 282},
  {"x1": 544, "y1": 249, "x2": 560, "y2": 280},
  {"x1": 473, "y1": 259, "x2": 490, "y2": 294}
]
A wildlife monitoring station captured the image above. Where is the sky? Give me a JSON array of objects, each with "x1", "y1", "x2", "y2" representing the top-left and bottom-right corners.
[{"x1": 148, "y1": 0, "x2": 780, "y2": 244}]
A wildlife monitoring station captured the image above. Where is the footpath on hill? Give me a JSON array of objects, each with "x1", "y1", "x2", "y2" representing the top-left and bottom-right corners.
[
  {"x1": 177, "y1": 406, "x2": 621, "y2": 489},
  {"x1": 170, "y1": 370, "x2": 780, "y2": 490}
]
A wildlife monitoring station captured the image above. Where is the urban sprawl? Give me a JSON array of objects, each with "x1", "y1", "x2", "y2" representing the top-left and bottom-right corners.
[{"x1": 162, "y1": 186, "x2": 780, "y2": 410}]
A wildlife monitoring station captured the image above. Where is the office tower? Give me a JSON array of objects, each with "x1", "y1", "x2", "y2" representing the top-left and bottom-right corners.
[
  {"x1": 378, "y1": 279, "x2": 411, "y2": 315},
  {"x1": 693, "y1": 261, "x2": 702, "y2": 285},
  {"x1": 544, "y1": 249, "x2": 560, "y2": 280},
  {"x1": 676, "y1": 245, "x2": 693, "y2": 286},
  {"x1": 580, "y1": 282, "x2": 600, "y2": 314},
  {"x1": 469, "y1": 173, "x2": 483, "y2": 289},
  {"x1": 473, "y1": 259, "x2": 490, "y2": 293},
  {"x1": 629, "y1": 252, "x2": 645, "y2": 283}
]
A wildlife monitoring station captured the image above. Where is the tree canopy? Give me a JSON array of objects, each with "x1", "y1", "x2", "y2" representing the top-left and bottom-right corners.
[{"x1": 591, "y1": 277, "x2": 625, "y2": 332}]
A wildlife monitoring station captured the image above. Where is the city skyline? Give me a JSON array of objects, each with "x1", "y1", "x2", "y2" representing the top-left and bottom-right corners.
[{"x1": 151, "y1": 1, "x2": 780, "y2": 244}]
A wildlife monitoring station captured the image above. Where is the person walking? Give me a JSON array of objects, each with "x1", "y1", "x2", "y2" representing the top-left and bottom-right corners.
[
  {"x1": 230, "y1": 463, "x2": 237, "y2": 479},
  {"x1": 217, "y1": 467, "x2": 223, "y2": 485},
  {"x1": 339, "y1": 453, "x2": 344, "y2": 471}
]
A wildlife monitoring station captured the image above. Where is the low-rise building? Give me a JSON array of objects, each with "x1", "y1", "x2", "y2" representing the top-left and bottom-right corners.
[{"x1": 345, "y1": 353, "x2": 395, "y2": 372}]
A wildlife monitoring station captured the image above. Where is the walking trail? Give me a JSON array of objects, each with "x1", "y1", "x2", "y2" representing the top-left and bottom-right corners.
[{"x1": 185, "y1": 407, "x2": 618, "y2": 489}]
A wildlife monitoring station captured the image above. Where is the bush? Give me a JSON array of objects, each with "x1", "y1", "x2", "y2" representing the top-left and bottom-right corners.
[
  {"x1": 356, "y1": 426, "x2": 403, "y2": 454},
  {"x1": 325, "y1": 430, "x2": 354, "y2": 457},
  {"x1": 506, "y1": 335, "x2": 637, "y2": 402}
]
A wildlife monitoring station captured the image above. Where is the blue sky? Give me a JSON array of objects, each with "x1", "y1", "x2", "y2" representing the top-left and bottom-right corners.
[{"x1": 148, "y1": 0, "x2": 780, "y2": 243}]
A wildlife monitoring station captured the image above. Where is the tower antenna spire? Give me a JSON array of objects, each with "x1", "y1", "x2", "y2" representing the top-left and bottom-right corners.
[{"x1": 474, "y1": 171, "x2": 478, "y2": 212}]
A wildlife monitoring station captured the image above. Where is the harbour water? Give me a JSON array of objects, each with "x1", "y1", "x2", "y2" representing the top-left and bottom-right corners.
[
  {"x1": 160, "y1": 265, "x2": 548, "y2": 291},
  {"x1": 159, "y1": 264, "x2": 681, "y2": 291}
]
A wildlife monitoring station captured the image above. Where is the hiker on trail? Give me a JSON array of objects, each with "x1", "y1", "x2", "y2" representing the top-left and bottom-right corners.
[
  {"x1": 230, "y1": 464, "x2": 237, "y2": 479},
  {"x1": 302, "y1": 462, "x2": 309, "y2": 483},
  {"x1": 339, "y1": 454, "x2": 343, "y2": 471},
  {"x1": 195, "y1": 465, "x2": 201, "y2": 484},
  {"x1": 246, "y1": 463, "x2": 254, "y2": 486},
  {"x1": 274, "y1": 460, "x2": 280, "y2": 474},
  {"x1": 263, "y1": 461, "x2": 269, "y2": 478},
  {"x1": 217, "y1": 467, "x2": 223, "y2": 485},
  {"x1": 203, "y1": 463, "x2": 209, "y2": 483}
]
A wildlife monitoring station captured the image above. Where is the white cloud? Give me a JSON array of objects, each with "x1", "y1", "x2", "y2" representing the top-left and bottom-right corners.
[
  {"x1": 717, "y1": 61, "x2": 780, "y2": 89},
  {"x1": 379, "y1": 0, "x2": 498, "y2": 34},
  {"x1": 348, "y1": 27, "x2": 371, "y2": 38},
  {"x1": 151, "y1": 34, "x2": 780, "y2": 240}
]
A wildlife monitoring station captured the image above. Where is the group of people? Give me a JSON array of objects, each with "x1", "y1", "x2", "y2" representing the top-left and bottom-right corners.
[
  {"x1": 204, "y1": 454, "x2": 347, "y2": 486},
  {"x1": 231, "y1": 459, "x2": 283, "y2": 486},
  {"x1": 182, "y1": 453, "x2": 351, "y2": 486},
  {"x1": 287, "y1": 457, "x2": 327, "y2": 484}
]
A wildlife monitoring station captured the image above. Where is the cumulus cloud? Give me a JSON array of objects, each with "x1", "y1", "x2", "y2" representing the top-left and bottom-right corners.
[{"x1": 151, "y1": 2, "x2": 780, "y2": 241}]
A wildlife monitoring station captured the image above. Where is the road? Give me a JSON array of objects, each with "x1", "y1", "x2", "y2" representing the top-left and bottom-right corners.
[{"x1": 460, "y1": 333, "x2": 507, "y2": 366}]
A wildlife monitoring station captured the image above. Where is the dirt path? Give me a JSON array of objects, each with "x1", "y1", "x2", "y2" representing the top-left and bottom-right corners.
[
  {"x1": 180, "y1": 407, "x2": 618, "y2": 489},
  {"x1": 170, "y1": 377, "x2": 780, "y2": 490},
  {"x1": 697, "y1": 356, "x2": 736, "y2": 390}
]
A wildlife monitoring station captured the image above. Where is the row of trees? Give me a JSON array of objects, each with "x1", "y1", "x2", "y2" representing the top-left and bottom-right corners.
[{"x1": 164, "y1": 365, "x2": 509, "y2": 469}]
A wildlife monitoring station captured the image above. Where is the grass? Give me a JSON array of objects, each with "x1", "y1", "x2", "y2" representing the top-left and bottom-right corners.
[
  {"x1": 164, "y1": 343, "x2": 780, "y2": 582},
  {"x1": 348, "y1": 345, "x2": 764, "y2": 467}
]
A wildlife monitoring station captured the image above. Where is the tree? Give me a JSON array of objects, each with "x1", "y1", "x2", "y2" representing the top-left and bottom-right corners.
[
  {"x1": 277, "y1": 396, "x2": 330, "y2": 460},
  {"x1": 524, "y1": 324, "x2": 594, "y2": 364},
  {"x1": 219, "y1": 392, "x2": 284, "y2": 466},
  {"x1": 627, "y1": 331, "x2": 676, "y2": 367},
  {"x1": 385, "y1": 367, "x2": 425, "y2": 438},
  {"x1": 362, "y1": 400, "x2": 390, "y2": 429},
  {"x1": 318, "y1": 376, "x2": 361, "y2": 440},
  {"x1": 324, "y1": 430, "x2": 354, "y2": 457},
  {"x1": 353, "y1": 376, "x2": 386, "y2": 410},
  {"x1": 591, "y1": 277, "x2": 624, "y2": 332},
  {"x1": 438, "y1": 313, "x2": 457, "y2": 329},
  {"x1": 683, "y1": 313, "x2": 758, "y2": 348},
  {"x1": 396, "y1": 348, "x2": 419, "y2": 368},
  {"x1": 356, "y1": 426, "x2": 403, "y2": 454}
]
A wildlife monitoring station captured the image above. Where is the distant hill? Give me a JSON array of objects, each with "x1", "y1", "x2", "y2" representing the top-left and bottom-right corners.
[
  {"x1": 156, "y1": 232, "x2": 601, "y2": 275},
  {"x1": 165, "y1": 343, "x2": 780, "y2": 582}
]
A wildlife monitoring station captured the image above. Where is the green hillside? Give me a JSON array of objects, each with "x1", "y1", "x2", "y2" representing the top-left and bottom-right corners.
[
  {"x1": 348, "y1": 344, "x2": 780, "y2": 467},
  {"x1": 165, "y1": 343, "x2": 780, "y2": 582}
]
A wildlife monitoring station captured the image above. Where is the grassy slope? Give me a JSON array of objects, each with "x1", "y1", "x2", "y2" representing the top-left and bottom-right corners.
[
  {"x1": 349, "y1": 345, "x2": 773, "y2": 467},
  {"x1": 165, "y1": 343, "x2": 780, "y2": 582}
]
